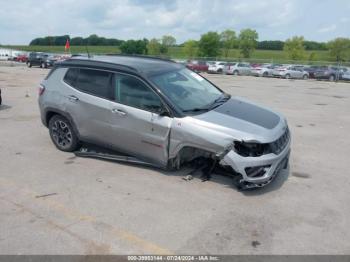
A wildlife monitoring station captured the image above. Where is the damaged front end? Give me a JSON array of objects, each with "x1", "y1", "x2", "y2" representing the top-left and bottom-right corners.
[{"x1": 219, "y1": 127, "x2": 291, "y2": 189}]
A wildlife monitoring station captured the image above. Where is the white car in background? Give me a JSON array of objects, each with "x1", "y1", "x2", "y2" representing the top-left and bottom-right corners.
[
  {"x1": 208, "y1": 61, "x2": 226, "y2": 73},
  {"x1": 273, "y1": 65, "x2": 309, "y2": 79},
  {"x1": 250, "y1": 64, "x2": 281, "y2": 77},
  {"x1": 340, "y1": 68, "x2": 350, "y2": 81},
  {"x1": 224, "y1": 62, "x2": 251, "y2": 75}
]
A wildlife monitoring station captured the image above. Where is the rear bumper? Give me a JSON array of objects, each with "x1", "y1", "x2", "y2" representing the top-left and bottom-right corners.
[
  {"x1": 315, "y1": 74, "x2": 329, "y2": 79},
  {"x1": 251, "y1": 71, "x2": 263, "y2": 76},
  {"x1": 273, "y1": 72, "x2": 285, "y2": 77}
]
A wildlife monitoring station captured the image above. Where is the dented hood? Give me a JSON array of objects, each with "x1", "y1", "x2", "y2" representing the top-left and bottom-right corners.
[{"x1": 191, "y1": 97, "x2": 287, "y2": 143}]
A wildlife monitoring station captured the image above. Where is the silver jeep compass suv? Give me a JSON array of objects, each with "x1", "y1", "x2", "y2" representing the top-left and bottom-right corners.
[{"x1": 38, "y1": 55, "x2": 291, "y2": 189}]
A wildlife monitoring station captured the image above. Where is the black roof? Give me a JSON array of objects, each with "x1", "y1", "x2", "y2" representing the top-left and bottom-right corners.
[{"x1": 58, "y1": 55, "x2": 183, "y2": 76}]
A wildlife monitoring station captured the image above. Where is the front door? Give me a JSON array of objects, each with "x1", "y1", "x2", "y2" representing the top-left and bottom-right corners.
[{"x1": 109, "y1": 73, "x2": 172, "y2": 167}]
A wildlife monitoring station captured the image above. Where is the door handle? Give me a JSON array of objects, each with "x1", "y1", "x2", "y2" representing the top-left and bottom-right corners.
[
  {"x1": 68, "y1": 95, "x2": 79, "y2": 102},
  {"x1": 112, "y1": 108, "x2": 127, "y2": 116}
]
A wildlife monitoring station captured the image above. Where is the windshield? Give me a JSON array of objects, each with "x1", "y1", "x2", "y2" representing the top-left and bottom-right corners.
[{"x1": 150, "y1": 68, "x2": 224, "y2": 112}]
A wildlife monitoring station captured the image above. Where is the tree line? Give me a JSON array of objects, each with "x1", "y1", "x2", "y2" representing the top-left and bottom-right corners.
[
  {"x1": 29, "y1": 30, "x2": 350, "y2": 61},
  {"x1": 30, "y1": 34, "x2": 124, "y2": 46}
]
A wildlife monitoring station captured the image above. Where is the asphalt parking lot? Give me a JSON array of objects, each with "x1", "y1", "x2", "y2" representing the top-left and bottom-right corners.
[{"x1": 0, "y1": 64, "x2": 350, "y2": 255}]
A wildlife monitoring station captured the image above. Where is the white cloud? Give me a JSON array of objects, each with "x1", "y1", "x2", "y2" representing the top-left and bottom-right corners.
[
  {"x1": 0, "y1": 0, "x2": 349, "y2": 44},
  {"x1": 317, "y1": 24, "x2": 337, "y2": 33}
]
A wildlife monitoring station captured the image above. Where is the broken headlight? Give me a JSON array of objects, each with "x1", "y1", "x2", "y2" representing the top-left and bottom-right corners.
[{"x1": 234, "y1": 141, "x2": 270, "y2": 157}]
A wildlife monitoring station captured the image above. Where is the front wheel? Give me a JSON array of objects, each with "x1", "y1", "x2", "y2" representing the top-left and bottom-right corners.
[
  {"x1": 285, "y1": 74, "x2": 291, "y2": 79},
  {"x1": 41, "y1": 62, "x2": 47, "y2": 68},
  {"x1": 27, "y1": 62, "x2": 32, "y2": 67},
  {"x1": 49, "y1": 115, "x2": 79, "y2": 152},
  {"x1": 329, "y1": 75, "x2": 335, "y2": 81},
  {"x1": 303, "y1": 74, "x2": 308, "y2": 80}
]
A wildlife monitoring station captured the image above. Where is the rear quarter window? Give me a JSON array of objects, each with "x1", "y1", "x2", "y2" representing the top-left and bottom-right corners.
[{"x1": 63, "y1": 68, "x2": 79, "y2": 86}]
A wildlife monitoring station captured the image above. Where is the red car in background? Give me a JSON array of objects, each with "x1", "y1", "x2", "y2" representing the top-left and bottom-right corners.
[
  {"x1": 186, "y1": 60, "x2": 209, "y2": 72},
  {"x1": 16, "y1": 54, "x2": 28, "y2": 63}
]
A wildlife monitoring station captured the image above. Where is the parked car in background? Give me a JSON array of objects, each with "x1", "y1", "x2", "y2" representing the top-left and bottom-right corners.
[
  {"x1": 303, "y1": 65, "x2": 322, "y2": 79},
  {"x1": 314, "y1": 66, "x2": 345, "y2": 81},
  {"x1": 340, "y1": 68, "x2": 350, "y2": 81},
  {"x1": 224, "y1": 62, "x2": 251, "y2": 75},
  {"x1": 250, "y1": 64, "x2": 282, "y2": 77},
  {"x1": 273, "y1": 65, "x2": 309, "y2": 79},
  {"x1": 208, "y1": 61, "x2": 226, "y2": 73},
  {"x1": 16, "y1": 54, "x2": 28, "y2": 63},
  {"x1": 27, "y1": 52, "x2": 57, "y2": 68},
  {"x1": 186, "y1": 60, "x2": 208, "y2": 72}
]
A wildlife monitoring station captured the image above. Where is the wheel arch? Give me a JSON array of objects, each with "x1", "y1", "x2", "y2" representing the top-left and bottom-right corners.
[{"x1": 44, "y1": 108, "x2": 81, "y2": 139}]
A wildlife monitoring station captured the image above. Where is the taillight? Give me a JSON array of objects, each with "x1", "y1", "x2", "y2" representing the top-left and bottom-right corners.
[{"x1": 39, "y1": 85, "x2": 45, "y2": 96}]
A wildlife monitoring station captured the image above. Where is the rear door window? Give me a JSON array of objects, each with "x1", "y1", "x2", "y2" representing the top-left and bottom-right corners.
[{"x1": 75, "y1": 69, "x2": 112, "y2": 100}]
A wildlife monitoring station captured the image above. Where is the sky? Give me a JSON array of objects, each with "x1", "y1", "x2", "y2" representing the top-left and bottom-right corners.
[{"x1": 0, "y1": 0, "x2": 349, "y2": 45}]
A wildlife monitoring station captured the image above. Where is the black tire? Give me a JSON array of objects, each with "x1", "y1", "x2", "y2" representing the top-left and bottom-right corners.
[
  {"x1": 27, "y1": 62, "x2": 32, "y2": 68},
  {"x1": 263, "y1": 71, "x2": 268, "y2": 77},
  {"x1": 329, "y1": 75, "x2": 335, "y2": 81},
  {"x1": 303, "y1": 74, "x2": 308, "y2": 80},
  {"x1": 217, "y1": 68, "x2": 223, "y2": 74},
  {"x1": 41, "y1": 62, "x2": 47, "y2": 69},
  {"x1": 48, "y1": 115, "x2": 79, "y2": 152},
  {"x1": 285, "y1": 74, "x2": 291, "y2": 79},
  {"x1": 233, "y1": 70, "x2": 239, "y2": 76}
]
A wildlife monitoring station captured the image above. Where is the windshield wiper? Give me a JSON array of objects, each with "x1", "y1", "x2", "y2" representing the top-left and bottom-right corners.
[
  {"x1": 209, "y1": 93, "x2": 231, "y2": 109},
  {"x1": 182, "y1": 107, "x2": 210, "y2": 113},
  {"x1": 182, "y1": 94, "x2": 231, "y2": 113}
]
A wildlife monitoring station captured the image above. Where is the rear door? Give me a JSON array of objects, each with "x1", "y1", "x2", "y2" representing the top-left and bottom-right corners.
[
  {"x1": 63, "y1": 68, "x2": 114, "y2": 145},
  {"x1": 109, "y1": 73, "x2": 172, "y2": 166}
]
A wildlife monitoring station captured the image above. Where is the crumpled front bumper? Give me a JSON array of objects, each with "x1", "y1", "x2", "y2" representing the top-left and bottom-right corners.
[{"x1": 221, "y1": 138, "x2": 291, "y2": 188}]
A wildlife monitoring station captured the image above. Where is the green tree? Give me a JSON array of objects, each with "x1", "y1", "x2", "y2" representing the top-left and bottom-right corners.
[
  {"x1": 220, "y1": 29, "x2": 236, "y2": 58},
  {"x1": 308, "y1": 52, "x2": 317, "y2": 62},
  {"x1": 328, "y1": 38, "x2": 350, "y2": 61},
  {"x1": 147, "y1": 38, "x2": 162, "y2": 55},
  {"x1": 119, "y1": 39, "x2": 148, "y2": 54},
  {"x1": 238, "y1": 29, "x2": 258, "y2": 58},
  {"x1": 70, "y1": 37, "x2": 84, "y2": 45},
  {"x1": 161, "y1": 35, "x2": 176, "y2": 54},
  {"x1": 183, "y1": 40, "x2": 197, "y2": 58},
  {"x1": 283, "y1": 36, "x2": 305, "y2": 60},
  {"x1": 198, "y1": 31, "x2": 221, "y2": 58},
  {"x1": 86, "y1": 34, "x2": 100, "y2": 46},
  {"x1": 257, "y1": 40, "x2": 284, "y2": 50}
]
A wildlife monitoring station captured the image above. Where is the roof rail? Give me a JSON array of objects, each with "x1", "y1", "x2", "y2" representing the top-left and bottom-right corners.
[
  {"x1": 105, "y1": 53, "x2": 176, "y2": 63},
  {"x1": 60, "y1": 58, "x2": 138, "y2": 72}
]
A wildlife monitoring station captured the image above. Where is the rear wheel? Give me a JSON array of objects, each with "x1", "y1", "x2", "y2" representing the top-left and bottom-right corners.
[
  {"x1": 49, "y1": 115, "x2": 79, "y2": 152},
  {"x1": 285, "y1": 74, "x2": 291, "y2": 79},
  {"x1": 263, "y1": 71, "x2": 268, "y2": 77},
  {"x1": 41, "y1": 62, "x2": 47, "y2": 68},
  {"x1": 303, "y1": 74, "x2": 308, "y2": 80},
  {"x1": 233, "y1": 70, "x2": 239, "y2": 76},
  {"x1": 27, "y1": 62, "x2": 32, "y2": 68},
  {"x1": 329, "y1": 75, "x2": 335, "y2": 81}
]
